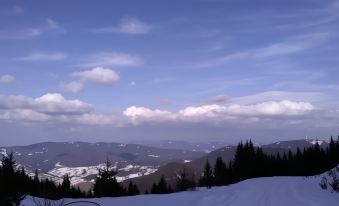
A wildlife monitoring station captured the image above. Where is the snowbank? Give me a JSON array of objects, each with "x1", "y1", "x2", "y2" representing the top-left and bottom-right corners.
[{"x1": 22, "y1": 175, "x2": 339, "y2": 206}]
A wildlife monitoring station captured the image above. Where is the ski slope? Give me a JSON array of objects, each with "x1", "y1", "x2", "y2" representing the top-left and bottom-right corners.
[{"x1": 22, "y1": 176, "x2": 339, "y2": 206}]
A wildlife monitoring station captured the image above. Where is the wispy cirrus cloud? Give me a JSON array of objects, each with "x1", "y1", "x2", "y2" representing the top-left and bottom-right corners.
[
  {"x1": 77, "y1": 52, "x2": 143, "y2": 68},
  {"x1": 0, "y1": 18, "x2": 66, "y2": 39},
  {"x1": 93, "y1": 17, "x2": 151, "y2": 35},
  {"x1": 192, "y1": 32, "x2": 332, "y2": 69},
  {"x1": 59, "y1": 81, "x2": 85, "y2": 93},
  {"x1": 0, "y1": 74, "x2": 15, "y2": 84},
  {"x1": 0, "y1": 5, "x2": 24, "y2": 16},
  {"x1": 16, "y1": 51, "x2": 68, "y2": 61}
]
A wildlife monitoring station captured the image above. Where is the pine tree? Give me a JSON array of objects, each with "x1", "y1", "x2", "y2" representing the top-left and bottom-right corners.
[
  {"x1": 127, "y1": 181, "x2": 140, "y2": 196},
  {"x1": 60, "y1": 174, "x2": 71, "y2": 197},
  {"x1": 157, "y1": 175, "x2": 169, "y2": 194},
  {"x1": 151, "y1": 182, "x2": 158, "y2": 194},
  {"x1": 200, "y1": 160, "x2": 213, "y2": 188},
  {"x1": 0, "y1": 153, "x2": 26, "y2": 206},
  {"x1": 93, "y1": 159, "x2": 125, "y2": 197},
  {"x1": 176, "y1": 168, "x2": 196, "y2": 191},
  {"x1": 214, "y1": 157, "x2": 227, "y2": 186}
]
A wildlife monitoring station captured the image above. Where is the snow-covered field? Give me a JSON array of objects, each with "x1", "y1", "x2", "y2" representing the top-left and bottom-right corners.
[
  {"x1": 22, "y1": 175, "x2": 339, "y2": 206},
  {"x1": 33, "y1": 162, "x2": 158, "y2": 185}
]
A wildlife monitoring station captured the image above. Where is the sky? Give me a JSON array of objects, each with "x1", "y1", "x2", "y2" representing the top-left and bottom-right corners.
[{"x1": 0, "y1": 0, "x2": 339, "y2": 146}]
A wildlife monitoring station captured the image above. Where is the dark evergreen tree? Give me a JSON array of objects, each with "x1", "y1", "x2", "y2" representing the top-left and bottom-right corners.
[
  {"x1": 176, "y1": 168, "x2": 196, "y2": 191},
  {"x1": 127, "y1": 181, "x2": 140, "y2": 196},
  {"x1": 93, "y1": 159, "x2": 126, "y2": 197},
  {"x1": 60, "y1": 174, "x2": 71, "y2": 197},
  {"x1": 214, "y1": 157, "x2": 227, "y2": 186},
  {"x1": 0, "y1": 154, "x2": 25, "y2": 206},
  {"x1": 199, "y1": 160, "x2": 213, "y2": 188}
]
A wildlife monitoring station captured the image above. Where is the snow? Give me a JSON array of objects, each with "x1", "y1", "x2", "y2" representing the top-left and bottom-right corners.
[
  {"x1": 0, "y1": 148, "x2": 7, "y2": 157},
  {"x1": 147, "y1": 154, "x2": 160, "y2": 158},
  {"x1": 310, "y1": 140, "x2": 324, "y2": 145},
  {"x1": 55, "y1": 162, "x2": 63, "y2": 167},
  {"x1": 35, "y1": 151, "x2": 44, "y2": 154},
  {"x1": 21, "y1": 175, "x2": 339, "y2": 206},
  {"x1": 44, "y1": 163, "x2": 158, "y2": 185},
  {"x1": 184, "y1": 160, "x2": 191, "y2": 163}
]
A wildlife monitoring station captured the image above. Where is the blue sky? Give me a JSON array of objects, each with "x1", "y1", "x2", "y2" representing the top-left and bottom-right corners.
[{"x1": 0, "y1": 0, "x2": 339, "y2": 146}]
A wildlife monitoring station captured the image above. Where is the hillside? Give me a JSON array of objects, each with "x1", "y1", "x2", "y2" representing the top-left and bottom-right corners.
[
  {"x1": 22, "y1": 174, "x2": 339, "y2": 206},
  {"x1": 0, "y1": 142, "x2": 204, "y2": 187},
  {"x1": 126, "y1": 139, "x2": 325, "y2": 192}
]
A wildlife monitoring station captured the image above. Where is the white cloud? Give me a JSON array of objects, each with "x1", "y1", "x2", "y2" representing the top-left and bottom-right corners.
[
  {"x1": 59, "y1": 81, "x2": 84, "y2": 93},
  {"x1": 0, "y1": 92, "x2": 319, "y2": 127},
  {"x1": 122, "y1": 100, "x2": 314, "y2": 124},
  {"x1": 78, "y1": 52, "x2": 143, "y2": 68},
  {"x1": 94, "y1": 17, "x2": 151, "y2": 34},
  {"x1": 0, "y1": 93, "x2": 93, "y2": 121},
  {"x1": 34, "y1": 93, "x2": 93, "y2": 115},
  {"x1": 179, "y1": 101, "x2": 314, "y2": 119},
  {"x1": 0, "y1": 18, "x2": 66, "y2": 39},
  {"x1": 226, "y1": 101, "x2": 314, "y2": 116},
  {"x1": 231, "y1": 91, "x2": 324, "y2": 105},
  {"x1": 123, "y1": 106, "x2": 175, "y2": 123},
  {"x1": 179, "y1": 104, "x2": 227, "y2": 119},
  {"x1": 72, "y1": 67, "x2": 120, "y2": 85},
  {"x1": 0, "y1": 75, "x2": 15, "y2": 84},
  {"x1": 17, "y1": 52, "x2": 68, "y2": 61}
]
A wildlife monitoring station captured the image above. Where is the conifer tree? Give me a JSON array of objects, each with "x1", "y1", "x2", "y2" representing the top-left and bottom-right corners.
[
  {"x1": 214, "y1": 157, "x2": 227, "y2": 186},
  {"x1": 200, "y1": 160, "x2": 213, "y2": 188},
  {"x1": 93, "y1": 159, "x2": 125, "y2": 197}
]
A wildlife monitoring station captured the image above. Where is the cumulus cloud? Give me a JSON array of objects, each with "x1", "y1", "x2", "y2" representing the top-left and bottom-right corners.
[
  {"x1": 60, "y1": 67, "x2": 120, "y2": 93},
  {"x1": 59, "y1": 81, "x2": 84, "y2": 93},
  {"x1": 72, "y1": 67, "x2": 120, "y2": 85},
  {"x1": 34, "y1": 93, "x2": 93, "y2": 115},
  {"x1": 179, "y1": 101, "x2": 314, "y2": 119},
  {"x1": 93, "y1": 17, "x2": 151, "y2": 34},
  {"x1": 0, "y1": 93, "x2": 318, "y2": 128},
  {"x1": 77, "y1": 52, "x2": 143, "y2": 68},
  {"x1": 0, "y1": 93, "x2": 93, "y2": 123},
  {"x1": 122, "y1": 100, "x2": 315, "y2": 124},
  {"x1": 123, "y1": 106, "x2": 175, "y2": 123},
  {"x1": 0, "y1": 75, "x2": 15, "y2": 84}
]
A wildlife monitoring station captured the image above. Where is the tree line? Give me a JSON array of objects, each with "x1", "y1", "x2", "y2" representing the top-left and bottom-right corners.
[
  {"x1": 199, "y1": 137, "x2": 339, "y2": 188},
  {"x1": 1, "y1": 136, "x2": 339, "y2": 205},
  {"x1": 0, "y1": 155, "x2": 140, "y2": 206},
  {"x1": 0, "y1": 153, "x2": 87, "y2": 206}
]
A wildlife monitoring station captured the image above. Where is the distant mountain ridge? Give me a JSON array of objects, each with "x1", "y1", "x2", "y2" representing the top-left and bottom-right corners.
[
  {"x1": 0, "y1": 138, "x2": 329, "y2": 192},
  {"x1": 0, "y1": 141, "x2": 205, "y2": 188},
  {"x1": 125, "y1": 138, "x2": 330, "y2": 192}
]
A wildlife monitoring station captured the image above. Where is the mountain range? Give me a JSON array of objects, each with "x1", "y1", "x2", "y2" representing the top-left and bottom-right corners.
[{"x1": 0, "y1": 138, "x2": 328, "y2": 192}]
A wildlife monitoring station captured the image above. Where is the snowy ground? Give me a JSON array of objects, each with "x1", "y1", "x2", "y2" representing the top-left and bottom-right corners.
[{"x1": 21, "y1": 175, "x2": 339, "y2": 206}]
